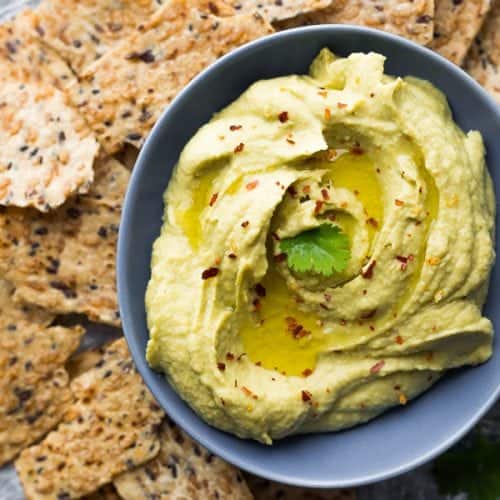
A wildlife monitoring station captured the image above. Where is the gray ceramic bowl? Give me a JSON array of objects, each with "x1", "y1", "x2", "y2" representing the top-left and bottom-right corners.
[{"x1": 118, "y1": 26, "x2": 500, "y2": 488}]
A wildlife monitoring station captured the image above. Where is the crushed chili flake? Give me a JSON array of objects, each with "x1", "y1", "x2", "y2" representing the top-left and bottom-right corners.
[
  {"x1": 226, "y1": 352, "x2": 235, "y2": 361},
  {"x1": 255, "y1": 361, "x2": 262, "y2": 366},
  {"x1": 370, "y1": 360, "x2": 385, "y2": 374},
  {"x1": 217, "y1": 362, "x2": 226, "y2": 371},
  {"x1": 234, "y1": 143, "x2": 245, "y2": 153},
  {"x1": 230, "y1": 124, "x2": 242, "y2": 131},
  {"x1": 324, "y1": 108, "x2": 332, "y2": 120},
  {"x1": 399, "y1": 393, "x2": 408, "y2": 405},
  {"x1": 255, "y1": 283, "x2": 266, "y2": 297},
  {"x1": 328, "y1": 214, "x2": 337, "y2": 222},
  {"x1": 201, "y1": 267, "x2": 219, "y2": 279},
  {"x1": 302, "y1": 185, "x2": 311, "y2": 194},
  {"x1": 286, "y1": 138, "x2": 296, "y2": 145},
  {"x1": 278, "y1": 111, "x2": 289, "y2": 123},
  {"x1": 209, "y1": 193, "x2": 218, "y2": 206},
  {"x1": 321, "y1": 188, "x2": 330, "y2": 200},
  {"x1": 302, "y1": 368, "x2": 313, "y2": 377},
  {"x1": 241, "y1": 220, "x2": 249, "y2": 228},
  {"x1": 241, "y1": 386, "x2": 258, "y2": 399},
  {"x1": 214, "y1": 257, "x2": 222, "y2": 265},
  {"x1": 301, "y1": 390, "x2": 312, "y2": 402},
  {"x1": 362, "y1": 260, "x2": 376, "y2": 279},
  {"x1": 252, "y1": 298, "x2": 261, "y2": 311},
  {"x1": 318, "y1": 90, "x2": 328, "y2": 97},
  {"x1": 395, "y1": 199, "x2": 404, "y2": 206},
  {"x1": 274, "y1": 253, "x2": 287, "y2": 263},
  {"x1": 360, "y1": 308, "x2": 377, "y2": 320},
  {"x1": 246, "y1": 180, "x2": 259, "y2": 191},
  {"x1": 228, "y1": 253, "x2": 237, "y2": 259},
  {"x1": 337, "y1": 102, "x2": 347, "y2": 108},
  {"x1": 293, "y1": 325, "x2": 310, "y2": 339},
  {"x1": 395, "y1": 335, "x2": 404, "y2": 345},
  {"x1": 351, "y1": 146, "x2": 364, "y2": 155},
  {"x1": 287, "y1": 185, "x2": 297, "y2": 197},
  {"x1": 314, "y1": 200, "x2": 324, "y2": 214}
]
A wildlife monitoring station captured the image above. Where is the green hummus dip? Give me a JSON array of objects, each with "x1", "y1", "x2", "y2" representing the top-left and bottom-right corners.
[{"x1": 146, "y1": 49, "x2": 495, "y2": 444}]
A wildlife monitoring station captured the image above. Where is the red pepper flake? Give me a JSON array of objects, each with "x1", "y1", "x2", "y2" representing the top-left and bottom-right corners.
[
  {"x1": 324, "y1": 108, "x2": 331, "y2": 120},
  {"x1": 287, "y1": 185, "x2": 297, "y2": 197},
  {"x1": 318, "y1": 90, "x2": 328, "y2": 97},
  {"x1": 302, "y1": 185, "x2": 311, "y2": 194},
  {"x1": 321, "y1": 188, "x2": 330, "y2": 200},
  {"x1": 302, "y1": 368, "x2": 313, "y2": 377},
  {"x1": 274, "y1": 253, "x2": 287, "y2": 263},
  {"x1": 367, "y1": 217, "x2": 378, "y2": 228},
  {"x1": 395, "y1": 335, "x2": 404, "y2": 345},
  {"x1": 214, "y1": 257, "x2": 222, "y2": 265},
  {"x1": 396, "y1": 255, "x2": 412, "y2": 271},
  {"x1": 395, "y1": 199, "x2": 404, "y2": 206},
  {"x1": 370, "y1": 360, "x2": 385, "y2": 374},
  {"x1": 286, "y1": 138, "x2": 296, "y2": 145},
  {"x1": 362, "y1": 260, "x2": 376, "y2": 279},
  {"x1": 337, "y1": 102, "x2": 347, "y2": 108},
  {"x1": 360, "y1": 308, "x2": 377, "y2": 320},
  {"x1": 201, "y1": 267, "x2": 219, "y2": 280},
  {"x1": 255, "y1": 361, "x2": 262, "y2": 366},
  {"x1": 301, "y1": 390, "x2": 312, "y2": 402},
  {"x1": 209, "y1": 192, "x2": 218, "y2": 206},
  {"x1": 234, "y1": 142, "x2": 245, "y2": 153},
  {"x1": 351, "y1": 146, "x2": 364, "y2": 155},
  {"x1": 228, "y1": 253, "x2": 237, "y2": 259},
  {"x1": 226, "y1": 352, "x2": 235, "y2": 361},
  {"x1": 241, "y1": 220, "x2": 249, "y2": 228},
  {"x1": 255, "y1": 283, "x2": 266, "y2": 297},
  {"x1": 293, "y1": 325, "x2": 310, "y2": 339},
  {"x1": 278, "y1": 111, "x2": 289, "y2": 123},
  {"x1": 246, "y1": 180, "x2": 259, "y2": 191},
  {"x1": 328, "y1": 214, "x2": 337, "y2": 222},
  {"x1": 252, "y1": 298, "x2": 261, "y2": 311},
  {"x1": 230, "y1": 124, "x2": 242, "y2": 131},
  {"x1": 217, "y1": 362, "x2": 226, "y2": 371},
  {"x1": 241, "y1": 386, "x2": 258, "y2": 399},
  {"x1": 314, "y1": 200, "x2": 324, "y2": 214}
]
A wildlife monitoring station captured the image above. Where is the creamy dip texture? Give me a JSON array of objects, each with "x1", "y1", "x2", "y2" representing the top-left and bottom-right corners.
[{"x1": 146, "y1": 49, "x2": 495, "y2": 443}]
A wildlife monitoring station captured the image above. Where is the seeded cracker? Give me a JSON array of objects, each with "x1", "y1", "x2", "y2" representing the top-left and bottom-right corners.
[
  {"x1": 16, "y1": 338, "x2": 164, "y2": 500},
  {"x1": 431, "y1": 0, "x2": 491, "y2": 65},
  {"x1": 67, "y1": 0, "x2": 273, "y2": 154},
  {"x1": 114, "y1": 418, "x2": 253, "y2": 500},
  {"x1": 231, "y1": 0, "x2": 331, "y2": 23},
  {"x1": 0, "y1": 158, "x2": 129, "y2": 325},
  {"x1": 20, "y1": 0, "x2": 164, "y2": 76},
  {"x1": 464, "y1": 0, "x2": 500, "y2": 102},
  {"x1": 276, "y1": 0, "x2": 435, "y2": 46},
  {"x1": 0, "y1": 20, "x2": 99, "y2": 212},
  {"x1": 0, "y1": 279, "x2": 84, "y2": 466},
  {"x1": 246, "y1": 475, "x2": 356, "y2": 499}
]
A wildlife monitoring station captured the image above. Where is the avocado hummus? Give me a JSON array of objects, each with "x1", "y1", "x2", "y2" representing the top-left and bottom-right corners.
[{"x1": 146, "y1": 49, "x2": 495, "y2": 444}]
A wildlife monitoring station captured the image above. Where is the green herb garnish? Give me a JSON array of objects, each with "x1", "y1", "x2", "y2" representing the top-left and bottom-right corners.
[{"x1": 279, "y1": 224, "x2": 350, "y2": 276}]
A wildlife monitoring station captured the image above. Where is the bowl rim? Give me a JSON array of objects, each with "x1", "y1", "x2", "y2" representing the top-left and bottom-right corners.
[{"x1": 118, "y1": 24, "x2": 500, "y2": 488}]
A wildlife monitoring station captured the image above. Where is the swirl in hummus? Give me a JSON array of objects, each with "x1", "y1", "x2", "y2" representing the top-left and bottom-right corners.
[{"x1": 146, "y1": 49, "x2": 495, "y2": 443}]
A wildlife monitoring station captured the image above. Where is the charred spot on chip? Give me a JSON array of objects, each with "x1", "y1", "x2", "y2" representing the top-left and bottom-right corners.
[{"x1": 126, "y1": 49, "x2": 155, "y2": 63}]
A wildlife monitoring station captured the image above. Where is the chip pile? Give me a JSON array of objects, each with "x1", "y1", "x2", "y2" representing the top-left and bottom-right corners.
[{"x1": 0, "y1": 0, "x2": 497, "y2": 497}]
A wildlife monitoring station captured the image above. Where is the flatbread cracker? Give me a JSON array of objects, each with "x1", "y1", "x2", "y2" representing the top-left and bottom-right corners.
[
  {"x1": 0, "y1": 280, "x2": 83, "y2": 465},
  {"x1": 233, "y1": 0, "x2": 331, "y2": 23},
  {"x1": 114, "y1": 417, "x2": 253, "y2": 500},
  {"x1": 16, "y1": 338, "x2": 164, "y2": 499},
  {"x1": 0, "y1": 19, "x2": 99, "y2": 211},
  {"x1": 431, "y1": 0, "x2": 491, "y2": 65},
  {"x1": 464, "y1": 0, "x2": 500, "y2": 102},
  {"x1": 0, "y1": 158, "x2": 129, "y2": 325},
  {"x1": 276, "y1": 0, "x2": 435, "y2": 46},
  {"x1": 67, "y1": 0, "x2": 273, "y2": 154},
  {"x1": 246, "y1": 475, "x2": 356, "y2": 499},
  {"x1": 21, "y1": 0, "x2": 164, "y2": 76}
]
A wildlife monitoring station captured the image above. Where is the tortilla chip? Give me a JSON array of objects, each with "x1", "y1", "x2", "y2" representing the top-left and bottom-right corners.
[
  {"x1": 20, "y1": 0, "x2": 164, "y2": 76},
  {"x1": 233, "y1": 0, "x2": 331, "y2": 23},
  {"x1": 66, "y1": 344, "x2": 109, "y2": 379},
  {"x1": 430, "y1": 0, "x2": 491, "y2": 65},
  {"x1": 246, "y1": 475, "x2": 356, "y2": 499},
  {"x1": 0, "y1": 158, "x2": 129, "y2": 325},
  {"x1": 83, "y1": 484, "x2": 121, "y2": 500},
  {"x1": 276, "y1": 0, "x2": 435, "y2": 46},
  {"x1": 0, "y1": 279, "x2": 84, "y2": 465},
  {"x1": 67, "y1": 0, "x2": 273, "y2": 154},
  {"x1": 114, "y1": 417, "x2": 253, "y2": 500},
  {"x1": 0, "y1": 20, "x2": 99, "y2": 211},
  {"x1": 15, "y1": 338, "x2": 164, "y2": 499},
  {"x1": 464, "y1": 0, "x2": 500, "y2": 102},
  {"x1": 0, "y1": 18, "x2": 76, "y2": 90}
]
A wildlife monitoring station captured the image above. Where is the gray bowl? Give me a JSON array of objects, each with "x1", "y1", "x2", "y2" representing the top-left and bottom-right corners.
[{"x1": 117, "y1": 26, "x2": 500, "y2": 488}]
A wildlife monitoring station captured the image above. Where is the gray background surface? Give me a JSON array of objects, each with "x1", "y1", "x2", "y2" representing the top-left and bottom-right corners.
[{"x1": 0, "y1": 1, "x2": 498, "y2": 498}]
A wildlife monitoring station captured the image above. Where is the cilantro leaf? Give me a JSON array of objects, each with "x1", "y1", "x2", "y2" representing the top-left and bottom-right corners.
[
  {"x1": 432, "y1": 436, "x2": 500, "y2": 500},
  {"x1": 279, "y1": 224, "x2": 350, "y2": 276}
]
